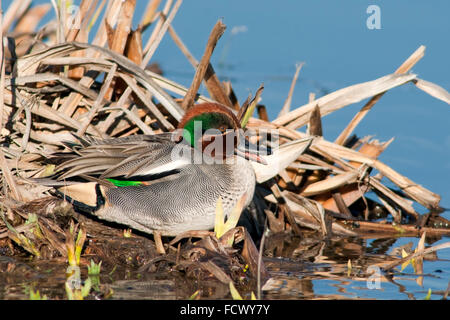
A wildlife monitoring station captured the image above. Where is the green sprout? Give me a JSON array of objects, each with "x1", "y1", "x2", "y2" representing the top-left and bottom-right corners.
[
  {"x1": 189, "y1": 290, "x2": 200, "y2": 300},
  {"x1": 123, "y1": 228, "x2": 133, "y2": 238},
  {"x1": 65, "y1": 222, "x2": 86, "y2": 267},
  {"x1": 240, "y1": 85, "x2": 264, "y2": 129},
  {"x1": 88, "y1": 260, "x2": 102, "y2": 276},
  {"x1": 214, "y1": 193, "x2": 248, "y2": 246},
  {"x1": 229, "y1": 281, "x2": 256, "y2": 300},
  {"x1": 29, "y1": 288, "x2": 48, "y2": 300},
  {"x1": 65, "y1": 277, "x2": 92, "y2": 300},
  {"x1": 424, "y1": 288, "x2": 432, "y2": 300}
]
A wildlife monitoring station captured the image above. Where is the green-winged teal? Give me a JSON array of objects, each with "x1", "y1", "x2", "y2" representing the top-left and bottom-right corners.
[{"x1": 36, "y1": 103, "x2": 268, "y2": 237}]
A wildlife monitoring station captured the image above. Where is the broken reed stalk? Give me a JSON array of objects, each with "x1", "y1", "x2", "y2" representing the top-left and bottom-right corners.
[
  {"x1": 140, "y1": 0, "x2": 162, "y2": 30},
  {"x1": 2, "y1": 0, "x2": 28, "y2": 33},
  {"x1": 257, "y1": 222, "x2": 267, "y2": 300},
  {"x1": 91, "y1": 0, "x2": 122, "y2": 47},
  {"x1": 334, "y1": 45, "x2": 426, "y2": 145},
  {"x1": 381, "y1": 241, "x2": 450, "y2": 271},
  {"x1": 56, "y1": 0, "x2": 124, "y2": 118},
  {"x1": 181, "y1": 19, "x2": 226, "y2": 110},
  {"x1": 165, "y1": 18, "x2": 235, "y2": 110},
  {"x1": 320, "y1": 139, "x2": 392, "y2": 218},
  {"x1": 55, "y1": 0, "x2": 66, "y2": 44},
  {"x1": 308, "y1": 105, "x2": 322, "y2": 136},
  {"x1": 66, "y1": 0, "x2": 90, "y2": 79},
  {"x1": 0, "y1": 8, "x2": 4, "y2": 134},
  {"x1": 13, "y1": 3, "x2": 51, "y2": 35},
  {"x1": 203, "y1": 62, "x2": 235, "y2": 109},
  {"x1": 143, "y1": 0, "x2": 182, "y2": 65},
  {"x1": 0, "y1": 150, "x2": 21, "y2": 201},
  {"x1": 248, "y1": 117, "x2": 441, "y2": 213},
  {"x1": 65, "y1": 0, "x2": 90, "y2": 42},
  {"x1": 142, "y1": 0, "x2": 173, "y2": 54},
  {"x1": 413, "y1": 78, "x2": 450, "y2": 104},
  {"x1": 67, "y1": 41, "x2": 183, "y2": 122},
  {"x1": 167, "y1": 23, "x2": 198, "y2": 67},
  {"x1": 103, "y1": 0, "x2": 136, "y2": 100},
  {"x1": 257, "y1": 105, "x2": 269, "y2": 122},
  {"x1": 100, "y1": 0, "x2": 183, "y2": 131},
  {"x1": 272, "y1": 73, "x2": 417, "y2": 130},
  {"x1": 87, "y1": 0, "x2": 107, "y2": 33},
  {"x1": 77, "y1": 63, "x2": 118, "y2": 136},
  {"x1": 278, "y1": 62, "x2": 304, "y2": 117}
]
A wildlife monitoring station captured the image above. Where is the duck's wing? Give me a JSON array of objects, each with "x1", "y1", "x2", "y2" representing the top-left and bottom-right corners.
[{"x1": 53, "y1": 133, "x2": 193, "y2": 181}]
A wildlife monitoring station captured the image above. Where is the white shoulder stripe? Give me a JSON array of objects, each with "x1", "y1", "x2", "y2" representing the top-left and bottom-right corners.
[{"x1": 140, "y1": 158, "x2": 191, "y2": 176}]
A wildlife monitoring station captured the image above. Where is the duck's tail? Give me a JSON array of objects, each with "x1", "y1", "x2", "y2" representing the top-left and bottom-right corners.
[{"x1": 51, "y1": 182, "x2": 107, "y2": 213}]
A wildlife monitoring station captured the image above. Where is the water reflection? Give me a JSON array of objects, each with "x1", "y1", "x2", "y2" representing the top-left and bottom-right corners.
[
  {"x1": 261, "y1": 233, "x2": 450, "y2": 300},
  {"x1": 1, "y1": 231, "x2": 448, "y2": 300}
]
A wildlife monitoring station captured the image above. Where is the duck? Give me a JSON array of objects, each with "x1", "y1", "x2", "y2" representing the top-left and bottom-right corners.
[{"x1": 35, "y1": 102, "x2": 268, "y2": 239}]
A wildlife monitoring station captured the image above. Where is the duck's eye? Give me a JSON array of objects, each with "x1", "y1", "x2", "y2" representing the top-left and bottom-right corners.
[{"x1": 218, "y1": 125, "x2": 228, "y2": 133}]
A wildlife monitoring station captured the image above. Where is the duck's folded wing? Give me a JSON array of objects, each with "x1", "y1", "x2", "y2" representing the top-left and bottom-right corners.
[{"x1": 54, "y1": 133, "x2": 193, "y2": 180}]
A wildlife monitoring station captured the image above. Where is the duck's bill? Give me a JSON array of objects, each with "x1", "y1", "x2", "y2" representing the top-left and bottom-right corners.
[{"x1": 235, "y1": 138, "x2": 268, "y2": 165}]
